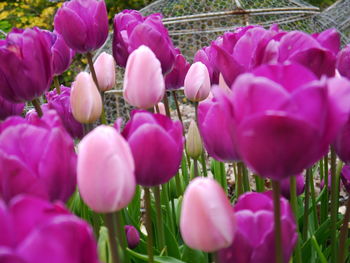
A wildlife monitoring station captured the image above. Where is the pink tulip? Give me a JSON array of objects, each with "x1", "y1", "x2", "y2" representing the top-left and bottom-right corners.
[
  {"x1": 70, "y1": 72, "x2": 102, "y2": 124},
  {"x1": 154, "y1": 102, "x2": 166, "y2": 115},
  {"x1": 123, "y1": 45, "x2": 165, "y2": 109},
  {"x1": 184, "y1": 62, "x2": 211, "y2": 102},
  {"x1": 93, "y1": 52, "x2": 116, "y2": 92},
  {"x1": 180, "y1": 177, "x2": 236, "y2": 252},
  {"x1": 77, "y1": 126, "x2": 136, "y2": 213}
]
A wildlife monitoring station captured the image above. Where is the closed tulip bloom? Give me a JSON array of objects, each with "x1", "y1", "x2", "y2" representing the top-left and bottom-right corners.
[
  {"x1": 0, "y1": 196, "x2": 99, "y2": 263},
  {"x1": 54, "y1": 0, "x2": 108, "y2": 53},
  {"x1": 280, "y1": 173, "x2": 305, "y2": 199},
  {"x1": 165, "y1": 53, "x2": 190, "y2": 90},
  {"x1": 180, "y1": 177, "x2": 236, "y2": 252},
  {"x1": 337, "y1": 44, "x2": 350, "y2": 79},
  {"x1": 0, "y1": 111, "x2": 77, "y2": 203},
  {"x1": 93, "y1": 52, "x2": 116, "y2": 92},
  {"x1": 122, "y1": 110, "x2": 183, "y2": 186},
  {"x1": 71, "y1": 72, "x2": 102, "y2": 124},
  {"x1": 51, "y1": 32, "x2": 75, "y2": 75},
  {"x1": 184, "y1": 62, "x2": 211, "y2": 102},
  {"x1": 232, "y1": 64, "x2": 350, "y2": 180},
  {"x1": 198, "y1": 87, "x2": 240, "y2": 162},
  {"x1": 0, "y1": 96, "x2": 24, "y2": 120},
  {"x1": 123, "y1": 45, "x2": 165, "y2": 109},
  {"x1": 218, "y1": 192, "x2": 297, "y2": 263},
  {"x1": 125, "y1": 225, "x2": 140, "y2": 249},
  {"x1": 0, "y1": 28, "x2": 53, "y2": 102},
  {"x1": 186, "y1": 120, "x2": 203, "y2": 159},
  {"x1": 77, "y1": 126, "x2": 136, "y2": 213}
]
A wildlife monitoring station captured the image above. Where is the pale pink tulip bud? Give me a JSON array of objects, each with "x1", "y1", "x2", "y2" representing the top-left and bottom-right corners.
[
  {"x1": 70, "y1": 72, "x2": 102, "y2": 124},
  {"x1": 180, "y1": 177, "x2": 236, "y2": 252},
  {"x1": 93, "y1": 52, "x2": 116, "y2": 92},
  {"x1": 154, "y1": 102, "x2": 166, "y2": 115},
  {"x1": 123, "y1": 45, "x2": 165, "y2": 109},
  {"x1": 184, "y1": 62, "x2": 211, "y2": 102},
  {"x1": 77, "y1": 125, "x2": 136, "y2": 213},
  {"x1": 186, "y1": 120, "x2": 203, "y2": 159}
]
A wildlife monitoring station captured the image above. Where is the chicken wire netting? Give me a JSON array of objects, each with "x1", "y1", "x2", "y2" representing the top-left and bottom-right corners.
[{"x1": 100, "y1": 0, "x2": 350, "y2": 123}]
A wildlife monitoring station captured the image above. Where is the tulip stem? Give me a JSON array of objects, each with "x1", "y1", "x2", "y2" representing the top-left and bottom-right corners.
[
  {"x1": 320, "y1": 155, "x2": 329, "y2": 223},
  {"x1": 100, "y1": 91, "x2": 107, "y2": 124},
  {"x1": 153, "y1": 186, "x2": 166, "y2": 254},
  {"x1": 193, "y1": 159, "x2": 199, "y2": 178},
  {"x1": 242, "y1": 164, "x2": 250, "y2": 192},
  {"x1": 144, "y1": 187, "x2": 154, "y2": 263},
  {"x1": 162, "y1": 92, "x2": 171, "y2": 118},
  {"x1": 200, "y1": 151, "x2": 208, "y2": 177},
  {"x1": 290, "y1": 176, "x2": 302, "y2": 263},
  {"x1": 31, "y1": 98, "x2": 43, "y2": 117},
  {"x1": 54, "y1": 76, "x2": 61, "y2": 94},
  {"x1": 272, "y1": 180, "x2": 283, "y2": 263},
  {"x1": 236, "y1": 162, "x2": 244, "y2": 197},
  {"x1": 115, "y1": 210, "x2": 130, "y2": 263},
  {"x1": 105, "y1": 213, "x2": 121, "y2": 263},
  {"x1": 302, "y1": 168, "x2": 311, "y2": 240},
  {"x1": 172, "y1": 90, "x2": 183, "y2": 125},
  {"x1": 212, "y1": 252, "x2": 220, "y2": 263},
  {"x1": 254, "y1": 175, "x2": 264, "y2": 192},
  {"x1": 338, "y1": 197, "x2": 350, "y2": 263}
]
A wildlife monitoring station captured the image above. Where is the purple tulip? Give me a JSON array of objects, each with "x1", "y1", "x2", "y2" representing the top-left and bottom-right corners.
[
  {"x1": 312, "y1": 28, "x2": 340, "y2": 56},
  {"x1": 0, "y1": 111, "x2": 77, "y2": 203},
  {"x1": 0, "y1": 196, "x2": 99, "y2": 263},
  {"x1": 280, "y1": 174, "x2": 305, "y2": 199},
  {"x1": 125, "y1": 225, "x2": 140, "y2": 249},
  {"x1": 337, "y1": 44, "x2": 350, "y2": 79},
  {"x1": 113, "y1": 10, "x2": 177, "y2": 74},
  {"x1": 341, "y1": 165, "x2": 350, "y2": 193},
  {"x1": 122, "y1": 110, "x2": 183, "y2": 186},
  {"x1": 54, "y1": 0, "x2": 109, "y2": 53},
  {"x1": 198, "y1": 87, "x2": 240, "y2": 162},
  {"x1": 218, "y1": 192, "x2": 297, "y2": 263},
  {"x1": 165, "y1": 53, "x2": 190, "y2": 90},
  {"x1": 232, "y1": 64, "x2": 350, "y2": 180},
  {"x1": 0, "y1": 96, "x2": 24, "y2": 120},
  {"x1": 0, "y1": 28, "x2": 53, "y2": 102}
]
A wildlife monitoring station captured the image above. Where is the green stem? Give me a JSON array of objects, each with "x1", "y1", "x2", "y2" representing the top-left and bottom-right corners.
[
  {"x1": 105, "y1": 213, "x2": 121, "y2": 263},
  {"x1": 54, "y1": 76, "x2": 61, "y2": 94},
  {"x1": 330, "y1": 148, "x2": 338, "y2": 263},
  {"x1": 172, "y1": 90, "x2": 183, "y2": 125},
  {"x1": 175, "y1": 173, "x2": 182, "y2": 196},
  {"x1": 311, "y1": 235, "x2": 328, "y2": 263},
  {"x1": 320, "y1": 155, "x2": 329, "y2": 223},
  {"x1": 302, "y1": 168, "x2": 311, "y2": 240},
  {"x1": 236, "y1": 162, "x2": 244, "y2": 197},
  {"x1": 309, "y1": 169, "x2": 319, "y2": 228},
  {"x1": 31, "y1": 98, "x2": 43, "y2": 117},
  {"x1": 242, "y1": 165, "x2": 250, "y2": 192},
  {"x1": 144, "y1": 187, "x2": 154, "y2": 263},
  {"x1": 115, "y1": 210, "x2": 130, "y2": 263},
  {"x1": 161, "y1": 183, "x2": 175, "y2": 233},
  {"x1": 193, "y1": 159, "x2": 199, "y2": 178},
  {"x1": 200, "y1": 151, "x2": 208, "y2": 177},
  {"x1": 162, "y1": 92, "x2": 171, "y2": 118},
  {"x1": 290, "y1": 176, "x2": 302, "y2": 263},
  {"x1": 100, "y1": 91, "x2": 107, "y2": 124},
  {"x1": 153, "y1": 186, "x2": 166, "y2": 254},
  {"x1": 254, "y1": 175, "x2": 264, "y2": 192},
  {"x1": 339, "y1": 197, "x2": 350, "y2": 263},
  {"x1": 272, "y1": 180, "x2": 283, "y2": 263}
]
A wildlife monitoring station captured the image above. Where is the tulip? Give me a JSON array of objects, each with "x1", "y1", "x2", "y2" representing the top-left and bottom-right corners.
[
  {"x1": 113, "y1": 10, "x2": 177, "y2": 73},
  {"x1": 218, "y1": 192, "x2": 297, "y2": 263},
  {"x1": 337, "y1": 44, "x2": 350, "y2": 79},
  {"x1": 0, "y1": 28, "x2": 53, "y2": 102},
  {"x1": 0, "y1": 196, "x2": 99, "y2": 263},
  {"x1": 77, "y1": 125, "x2": 135, "y2": 213},
  {"x1": 165, "y1": 53, "x2": 190, "y2": 90},
  {"x1": 123, "y1": 45, "x2": 165, "y2": 109},
  {"x1": 93, "y1": 52, "x2": 116, "y2": 92},
  {"x1": 184, "y1": 62, "x2": 211, "y2": 102},
  {"x1": 70, "y1": 72, "x2": 102, "y2": 124},
  {"x1": 0, "y1": 96, "x2": 24, "y2": 120},
  {"x1": 125, "y1": 225, "x2": 140, "y2": 249},
  {"x1": 186, "y1": 120, "x2": 203, "y2": 159},
  {"x1": 198, "y1": 87, "x2": 240, "y2": 162},
  {"x1": 280, "y1": 174, "x2": 305, "y2": 199},
  {"x1": 0, "y1": 111, "x2": 77, "y2": 203},
  {"x1": 232, "y1": 63, "x2": 350, "y2": 180},
  {"x1": 54, "y1": 0, "x2": 108, "y2": 53},
  {"x1": 341, "y1": 165, "x2": 350, "y2": 193},
  {"x1": 180, "y1": 177, "x2": 236, "y2": 252},
  {"x1": 122, "y1": 110, "x2": 183, "y2": 186},
  {"x1": 154, "y1": 102, "x2": 166, "y2": 115}
]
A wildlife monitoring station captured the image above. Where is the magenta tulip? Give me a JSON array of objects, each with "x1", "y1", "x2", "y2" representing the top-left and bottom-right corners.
[
  {"x1": 180, "y1": 177, "x2": 236, "y2": 252},
  {"x1": 122, "y1": 110, "x2": 183, "y2": 186},
  {"x1": 337, "y1": 44, "x2": 350, "y2": 79},
  {"x1": 0, "y1": 96, "x2": 24, "y2": 120},
  {"x1": 77, "y1": 125, "x2": 135, "y2": 213},
  {"x1": 280, "y1": 174, "x2": 305, "y2": 199},
  {"x1": 125, "y1": 225, "x2": 140, "y2": 249},
  {"x1": 54, "y1": 0, "x2": 109, "y2": 53},
  {"x1": 341, "y1": 165, "x2": 350, "y2": 193},
  {"x1": 0, "y1": 196, "x2": 99, "y2": 263},
  {"x1": 0, "y1": 28, "x2": 53, "y2": 102},
  {"x1": 0, "y1": 111, "x2": 77, "y2": 203},
  {"x1": 165, "y1": 53, "x2": 190, "y2": 90},
  {"x1": 184, "y1": 62, "x2": 211, "y2": 102},
  {"x1": 219, "y1": 192, "x2": 297, "y2": 263},
  {"x1": 93, "y1": 52, "x2": 116, "y2": 92},
  {"x1": 123, "y1": 45, "x2": 165, "y2": 109}
]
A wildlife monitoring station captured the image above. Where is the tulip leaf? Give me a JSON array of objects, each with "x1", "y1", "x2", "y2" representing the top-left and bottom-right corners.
[
  {"x1": 97, "y1": 226, "x2": 110, "y2": 263},
  {"x1": 181, "y1": 244, "x2": 207, "y2": 263},
  {"x1": 127, "y1": 185, "x2": 141, "y2": 226},
  {"x1": 127, "y1": 248, "x2": 186, "y2": 263}
]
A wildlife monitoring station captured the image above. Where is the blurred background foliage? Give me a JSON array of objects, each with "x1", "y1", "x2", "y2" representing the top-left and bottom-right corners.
[{"x1": 0, "y1": 0, "x2": 338, "y2": 85}]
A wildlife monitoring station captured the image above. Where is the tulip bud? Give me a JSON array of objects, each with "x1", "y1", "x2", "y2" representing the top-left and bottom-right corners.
[
  {"x1": 180, "y1": 177, "x2": 236, "y2": 252},
  {"x1": 154, "y1": 102, "x2": 166, "y2": 115},
  {"x1": 77, "y1": 126, "x2": 136, "y2": 213},
  {"x1": 125, "y1": 225, "x2": 140, "y2": 249},
  {"x1": 123, "y1": 46, "x2": 165, "y2": 109},
  {"x1": 186, "y1": 121, "x2": 203, "y2": 159},
  {"x1": 93, "y1": 52, "x2": 116, "y2": 92},
  {"x1": 280, "y1": 173, "x2": 305, "y2": 199},
  {"x1": 70, "y1": 72, "x2": 102, "y2": 124},
  {"x1": 184, "y1": 62, "x2": 211, "y2": 102}
]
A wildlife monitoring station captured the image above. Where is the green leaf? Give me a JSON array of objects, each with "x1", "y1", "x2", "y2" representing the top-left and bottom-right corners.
[
  {"x1": 181, "y1": 245, "x2": 207, "y2": 263},
  {"x1": 127, "y1": 248, "x2": 186, "y2": 263},
  {"x1": 97, "y1": 226, "x2": 110, "y2": 263}
]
